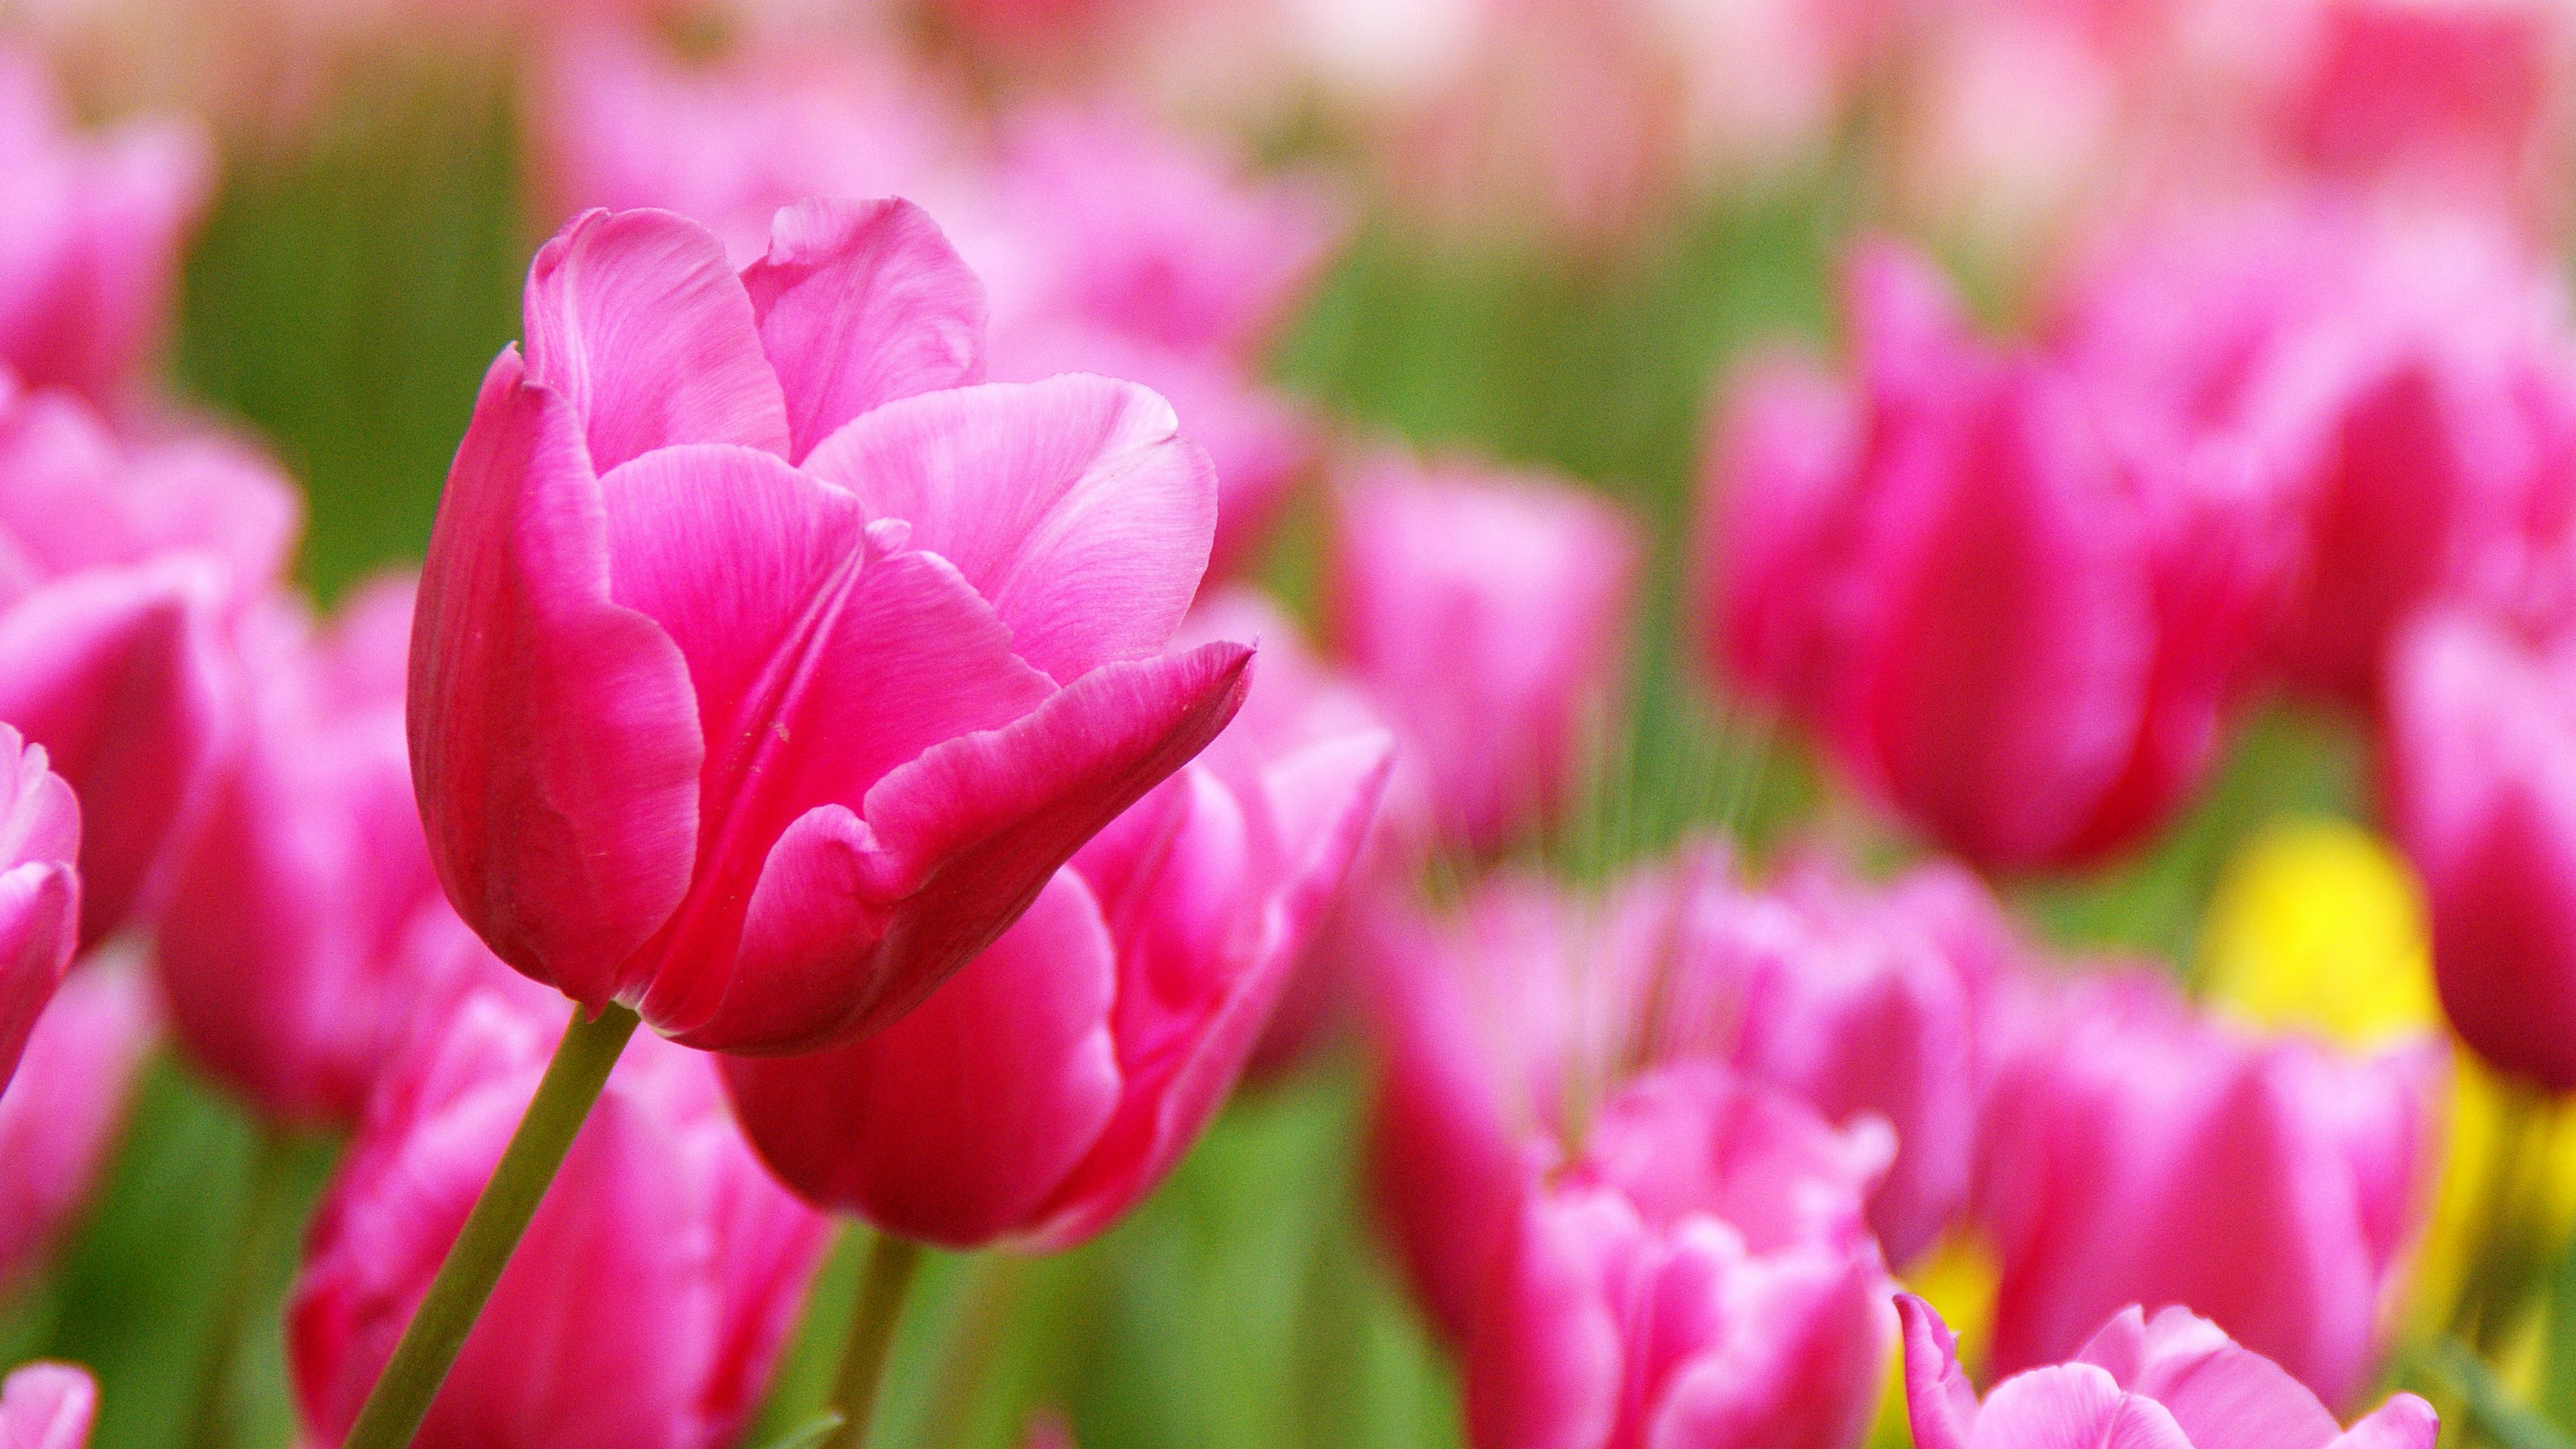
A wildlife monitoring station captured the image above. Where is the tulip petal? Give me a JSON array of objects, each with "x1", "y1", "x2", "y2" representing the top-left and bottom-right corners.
[
  {"x1": 1466, "y1": 1189, "x2": 1629, "y2": 1449},
  {"x1": 2100, "y1": 1304, "x2": 2342, "y2": 1449},
  {"x1": 802, "y1": 376, "x2": 1218, "y2": 684},
  {"x1": 739, "y1": 197, "x2": 987, "y2": 463},
  {"x1": 410, "y1": 353, "x2": 704, "y2": 1008},
  {"x1": 2324, "y1": 1395, "x2": 2438, "y2": 1449},
  {"x1": 523, "y1": 209, "x2": 790, "y2": 472},
  {"x1": 0, "y1": 1362, "x2": 95, "y2": 1449},
  {"x1": 1967, "y1": 1366, "x2": 2195, "y2": 1449},
  {"x1": 720, "y1": 870, "x2": 1122, "y2": 1247},
  {"x1": 0, "y1": 862, "x2": 76, "y2": 1095},
  {"x1": 1898, "y1": 1294, "x2": 1982, "y2": 1449}
]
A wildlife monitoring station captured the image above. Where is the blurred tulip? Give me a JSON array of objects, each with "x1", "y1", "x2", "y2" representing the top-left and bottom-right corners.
[
  {"x1": 1464, "y1": 1061, "x2": 1894, "y2": 1449},
  {"x1": 0, "y1": 48, "x2": 209, "y2": 408},
  {"x1": 0, "y1": 1362, "x2": 97, "y2": 1449},
  {"x1": 155, "y1": 574, "x2": 455, "y2": 1126},
  {"x1": 288, "y1": 976, "x2": 831, "y2": 1449},
  {"x1": 1899, "y1": 1295, "x2": 2437, "y2": 1449},
  {"x1": 410, "y1": 198, "x2": 1251, "y2": 1053},
  {"x1": 0, "y1": 374, "x2": 301, "y2": 945},
  {"x1": 1974, "y1": 969, "x2": 2443, "y2": 1408},
  {"x1": 1709, "y1": 241, "x2": 2293, "y2": 869},
  {"x1": 2052, "y1": 203, "x2": 2576, "y2": 706},
  {"x1": 1332, "y1": 455, "x2": 1642, "y2": 855},
  {"x1": 2385, "y1": 605, "x2": 2576, "y2": 1091},
  {"x1": 0, "y1": 726, "x2": 78, "y2": 1095},
  {"x1": 722, "y1": 621, "x2": 1392, "y2": 1249},
  {"x1": 0, "y1": 956, "x2": 156, "y2": 1291}
]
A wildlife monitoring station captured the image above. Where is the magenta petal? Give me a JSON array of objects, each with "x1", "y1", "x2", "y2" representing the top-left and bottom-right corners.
[
  {"x1": 680, "y1": 640, "x2": 1252, "y2": 1053},
  {"x1": 522, "y1": 209, "x2": 790, "y2": 472},
  {"x1": 410, "y1": 352, "x2": 704, "y2": 1009},
  {"x1": 0, "y1": 861, "x2": 76, "y2": 1097},
  {"x1": 740, "y1": 198, "x2": 988, "y2": 464},
  {"x1": 802, "y1": 376, "x2": 1218, "y2": 684},
  {"x1": 0, "y1": 1362, "x2": 95, "y2": 1449},
  {"x1": 2325, "y1": 1395, "x2": 2438, "y2": 1449},
  {"x1": 721, "y1": 869, "x2": 1122, "y2": 1247},
  {"x1": 1968, "y1": 1366, "x2": 2196, "y2": 1449},
  {"x1": 1898, "y1": 1295, "x2": 1982, "y2": 1449},
  {"x1": 0, "y1": 562, "x2": 222, "y2": 945}
]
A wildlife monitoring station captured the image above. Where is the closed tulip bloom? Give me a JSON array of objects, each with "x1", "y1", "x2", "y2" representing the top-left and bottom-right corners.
[
  {"x1": 1466, "y1": 1062, "x2": 1895, "y2": 1449},
  {"x1": 1332, "y1": 455, "x2": 1642, "y2": 855},
  {"x1": 0, "y1": 956, "x2": 155, "y2": 1291},
  {"x1": 0, "y1": 1362, "x2": 97, "y2": 1449},
  {"x1": 2385, "y1": 606, "x2": 2576, "y2": 1090},
  {"x1": 1709, "y1": 241, "x2": 2291, "y2": 869},
  {"x1": 1900, "y1": 1295, "x2": 2437, "y2": 1449},
  {"x1": 722, "y1": 626, "x2": 1392, "y2": 1249},
  {"x1": 156, "y1": 573, "x2": 453, "y2": 1124},
  {"x1": 0, "y1": 726, "x2": 77, "y2": 1095},
  {"x1": 0, "y1": 49, "x2": 210, "y2": 406},
  {"x1": 409, "y1": 198, "x2": 1253, "y2": 1053},
  {"x1": 1974, "y1": 970, "x2": 2443, "y2": 1408},
  {"x1": 288, "y1": 977, "x2": 830, "y2": 1449}
]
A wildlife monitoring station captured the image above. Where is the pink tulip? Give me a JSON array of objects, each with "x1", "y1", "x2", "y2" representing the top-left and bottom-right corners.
[
  {"x1": 2050, "y1": 202, "x2": 2576, "y2": 707},
  {"x1": 2286, "y1": 0, "x2": 2559, "y2": 221},
  {"x1": 0, "y1": 48, "x2": 210, "y2": 407},
  {"x1": 1332, "y1": 455, "x2": 1642, "y2": 855},
  {"x1": 0, "y1": 1362, "x2": 97, "y2": 1449},
  {"x1": 722, "y1": 620, "x2": 1391, "y2": 1249},
  {"x1": 1367, "y1": 847, "x2": 2001, "y2": 1343},
  {"x1": 1901, "y1": 1295, "x2": 2438, "y2": 1449},
  {"x1": 1708, "y1": 240, "x2": 2292, "y2": 869},
  {"x1": 0, "y1": 374, "x2": 301, "y2": 945},
  {"x1": 0, "y1": 725, "x2": 78, "y2": 1095},
  {"x1": 1465, "y1": 1061, "x2": 1894, "y2": 1449},
  {"x1": 0, "y1": 956, "x2": 156, "y2": 1291},
  {"x1": 156, "y1": 573, "x2": 458, "y2": 1125},
  {"x1": 288, "y1": 974, "x2": 830, "y2": 1449},
  {"x1": 409, "y1": 198, "x2": 1252, "y2": 1053},
  {"x1": 2385, "y1": 606, "x2": 2576, "y2": 1090},
  {"x1": 1974, "y1": 969, "x2": 2443, "y2": 1409}
]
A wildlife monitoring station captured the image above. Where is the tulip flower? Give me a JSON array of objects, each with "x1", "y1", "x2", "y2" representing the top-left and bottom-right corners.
[
  {"x1": 1332, "y1": 455, "x2": 1642, "y2": 855},
  {"x1": 0, "y1": 725, "x2": 78, "y2": 1095},
  {"x1": 1900, "y1": 1295, "x2": 2437, "y2": 1449},
  {"x1": 0, "y1": 955, "x2": 156, "y2": 1291},
  {"x1": 2385, "y1": 606, "x2": 2576, "y2": 1091},
  {"x1": 721, "y1": 616, "x2": 1393, "y2": 1249},
  {"x1": 0, "y1": 374, "x2": 301, "y2": 945},
  {"x1": 0, "y1": 48, "x2": 210, "y2": 407},
  {"x1": 0, "y1": 1362, "x2": 96, "y2": 1449},
  {"x1": 1465, "y1": 1061, "x2": 1894, "y2": 1449},
  {"x1": 288, "y1": 975, "x2": 831, "y2": 1449},
  {"x1": 156, "y1": 573, "x2": 455, "y2": 1125},
  {"x1": 410, "y1": 197, "x2": 1252, "y2": 1053},
  {"x1": 1974, "y1": 969, "x2": 2444, "y2": 1408},
  {"x1": 1708, "y1": 241, "x2": 2293, "y2": 869},
  {"x1": 2287, "y1": 0, "x2": 2559, "y2": 223}
]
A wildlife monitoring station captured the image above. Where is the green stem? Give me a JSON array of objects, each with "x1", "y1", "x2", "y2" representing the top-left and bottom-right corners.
[
  {"x1": 823, "y1": 1233, "x2": 924, "y2": 1449},
  {"x1": 182, "y1": 1122, "x2": 299, "y2": 1449},
  {"x1": 915, "y1": 1255, "x2": 1023, "y2": 1449},
  {"x1": 2456, "y1": 1083, "x2": 2547, "y2": 1354},
  {"x1": 341, "y1": 1003, "x2": 641, "y2": 1449}
]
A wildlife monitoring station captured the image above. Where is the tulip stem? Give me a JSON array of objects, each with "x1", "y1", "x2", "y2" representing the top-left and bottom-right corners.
[
  {"x1": 824, "y1": 1232, "x2": 924, "y2": 1449},
  {"x1": 181, "y1": 1122, "x2": 299, "y2": 1449},
  {"x1": 2455, "y1": 1083, "x2": 2548, "y2": 1353},
  {"x1": 341, "y1": 1002, "x2": 641, "y2": 1449}
]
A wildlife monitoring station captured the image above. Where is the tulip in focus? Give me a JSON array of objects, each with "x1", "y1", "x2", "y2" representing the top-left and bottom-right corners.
[
  {"x1": 0, "y1": 1362, "x2": 96, "y2": 1449},
  {"x1": 0, "y1": 726, "x2": 78, "y2": 1095},
  {"x1": 0, "y1": 48, "x2": 211, "y2": 407},
  {"x1": 1974, "y1": 969, "x2": 2444, "y2": 1408},
  {"x1": 1899, "y1": 1295, "x2": 2437, "y2": 1449},
  {"x1": 2385, "y1": 606, "x2": 2576, "y2": 1092},
  {"x1": 1709, "y1": 240, "x2": 2292, "y2": 869},
  {"x1": 1465, "y1": 1062, "x2": 1895, "y2": 1449},
  {"x1": 0, "y1": 956, "x2": 156, "y2": 1291},
  {"x1": 155, "y1": 574, "x2": 454, "y2": 1125},
  {"x1": 288, "y1": 974, "x2": 831, "y2": 1449},
  {"x1": 409, "y1": 197, "x2": 1252, "y2": 1053},
  {"x1": 1332, "y1": 454, "x2": 1642, "y2": 855},
  {"x1": 721, "y1": 614, "x2": 1393, "y2": 1249}
]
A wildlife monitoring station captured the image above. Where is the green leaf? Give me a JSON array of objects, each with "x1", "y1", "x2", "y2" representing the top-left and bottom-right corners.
[
  {"x1": 2430, "y1": 1338, "x2": 2576, "y2": 1449},
  {"x1": 2542, "y1": 1214, "x2": 2576, "y2": 1431},
  {"x1": 753, "y1": 1411, "x2": 845, "y2": 1449}
]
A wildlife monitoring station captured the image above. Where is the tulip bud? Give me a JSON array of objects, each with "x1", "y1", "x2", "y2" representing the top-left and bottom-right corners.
[
  {"x1": 410, "y1": 198, "x2": 1252, "y2": 1053},
  {"x1": 0, "y1": 956, "x2": 155, "y2": 1291},
  {"x1": 0, "y1": 724, "x2": 78, "y2": 1094},
  {"x1": 287, "y1": 975, "x2": 831, "y2": 1449},
  {"x1": 1465, "y1": 1063, "x2": 1894, "y2": 1449},
  {"x1": 1900, "y1": 1295, "x2": 2437, "y2": 1449},
  {"x1": 0, "y1": 1361, "x2": 97, "y2": 1449}
]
